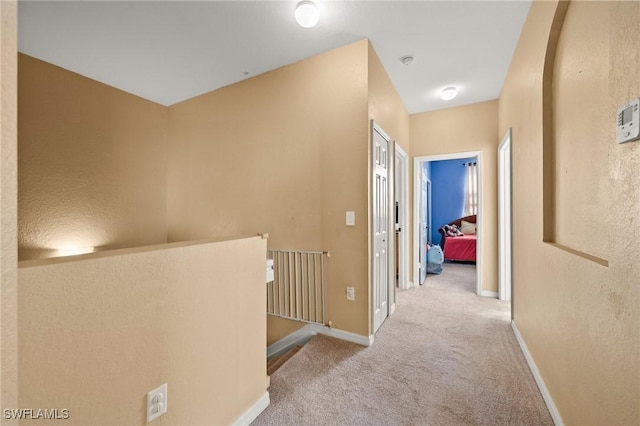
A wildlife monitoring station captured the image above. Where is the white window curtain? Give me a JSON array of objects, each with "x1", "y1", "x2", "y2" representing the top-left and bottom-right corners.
[{"x1": 464, "y1": 161, "x2": 478, "y2": 216}]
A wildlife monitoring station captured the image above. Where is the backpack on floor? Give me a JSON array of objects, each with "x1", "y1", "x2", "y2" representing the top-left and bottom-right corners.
[{"x1": 426, "y1": 244, "x2": 444, "y2": 275}]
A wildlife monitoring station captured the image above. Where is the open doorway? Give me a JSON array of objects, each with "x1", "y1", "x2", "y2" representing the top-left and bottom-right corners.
[{"x1": 413, "y1": 151, "x2": 483, "y2": 295}]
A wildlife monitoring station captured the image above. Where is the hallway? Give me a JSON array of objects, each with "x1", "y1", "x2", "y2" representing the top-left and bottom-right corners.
[{"x1": 253, "y1": 263, "x2": 552, "y2": 425}]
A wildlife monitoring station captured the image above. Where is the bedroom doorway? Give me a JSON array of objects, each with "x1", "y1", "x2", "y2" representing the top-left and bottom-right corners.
[{"x1": 413, "y1": 151, "x2": 483, "y2": 295}]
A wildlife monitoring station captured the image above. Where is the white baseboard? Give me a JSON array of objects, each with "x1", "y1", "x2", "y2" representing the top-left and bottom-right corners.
[
  {"x1": 266, "y1": 324, "x2": 316, "y2": 358},
  {"x1": 267, "y1": 323, "x2": 373, "y2": 358},
  {"x1": 232, "y1": 391, "x2": 270, "y2": 426},
  {"x1": 390, "y1": 303, "x2": 396, "y2": 316},
  {"x1": 511, "y1": 321, "x2": 563, "y2": 426},
  {"x1": 315, "y1": 325, "x2": 374, "y2": 347},
  {"x1": 481, "y1": 290, "x2": 498, "y2": 298}
]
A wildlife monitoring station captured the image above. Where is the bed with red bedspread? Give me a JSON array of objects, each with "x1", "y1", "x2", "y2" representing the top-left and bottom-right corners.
[{"x1": 438, "y1": 215, "x2": 477, "y2": 262}]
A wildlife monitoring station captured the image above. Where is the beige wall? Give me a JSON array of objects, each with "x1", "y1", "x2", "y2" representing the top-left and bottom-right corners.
[
  {"x1": 553, "y1": 2, "x2": 610, "y2": 262},
  {"x1": 267, "y1": 316, "x2": 305, "y2": 347},
  {"x1": 1, "y1": 0, "x2": 18, "y2": 418},
  {"x1": 367, "y1": 44, "x2": 410, "y2": 155},
  {"x1": 18, "y1": 54, "x2": 168, "y2": 261},
  {"x1": 368, "y1": 43, "x2": 411, "y2": 305},
  {"x1": 410, "y1": 100, "x2": 499, "y2": 292},
  {"x1": 14, "y1": 5, "x2": 638, "y2": 424},
  {"x1": 17, "y1": 37, "x2": 410, "y2": 346},
  {"x1": 18, "y1": 236, "x2": 267, "y2": 425},
  {"x1": 265, "y1": 42, "x2": 411, "y2": 344},
  {"x1": 167, "y1": 40, "x2": 372, "y2": 337},
  {"x1": 499, "y1": 1, "x2": 639, "y2": 424}
]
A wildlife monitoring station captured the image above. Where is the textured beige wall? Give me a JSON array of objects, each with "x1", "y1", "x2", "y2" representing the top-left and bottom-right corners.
[
  {"x1": 1, "y1": 0, "x2": 18, "y2": 418},
  {"x1": 410, "y1": 100, "x2": 499, "y2": 292},
  {"x1": 167, "y1": 40, "x2": 371, "y2": 337},
  {"x1": 264, "y1": 41, "x2": 410, "y2": 343},
  {"x1": 367, "y1": 44, "x2": 410, "y2": 155},
  {"x1": 553, "y1": 2, "x2": 610, "y2": 261},
  {"x1": 499, "y1": 1, "x2": 640, "y2": 424},
  {"x1": 18, "y1": 37, "x2": 408, "y2": 348},
  {"x1": 18, "y1": 54, "x2": 168, "y2": 261},
  {"x1": 368, "y1": 43, "x2": 411, "y2": 305},
  {"x1": 18, "y1": 236, "x2": 267, "y2": 425},
  {"x1": 267, "y1": 316, "x2": 305, "y2": 347}
]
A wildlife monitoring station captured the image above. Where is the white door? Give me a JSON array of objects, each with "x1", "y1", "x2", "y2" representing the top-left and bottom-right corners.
[
  {"x1": 372, "y1": 122, "x2": 390, "y2": 333},
  {"x1": 498, "y1": 129, "x2": 512, "y2": 302},
  {"x1": 394, "y1": 144, "x2": 409, "y2": 290},
  {"x1": 419, "y1": 172, "x2": 429, "y2": 284}
]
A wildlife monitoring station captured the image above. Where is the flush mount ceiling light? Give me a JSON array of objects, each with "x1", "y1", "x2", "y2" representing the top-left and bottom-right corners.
[
  {"x1": 441, "y1": 86, "x2": 458, "y2": 101},
  {"x1": 295, "y1": 1, "x2": 320, "y2": 28}
]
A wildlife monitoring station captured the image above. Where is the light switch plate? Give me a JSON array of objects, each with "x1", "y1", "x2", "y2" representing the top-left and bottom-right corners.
[{"x1": 346, "y1": 211, "x2": 355, "y2": 226}]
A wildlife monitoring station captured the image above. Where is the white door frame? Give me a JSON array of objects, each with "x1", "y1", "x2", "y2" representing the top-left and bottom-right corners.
[
  {"x1": 413, "y1": 151, "x2": 483, "y2": 296},
  {"x1": 426, "y1": 178, "x2": 432, "y2": 246},
  {"x1": 395, "y1": 144, "x2": 410, "y2": 290},
  {"x1": 498, "y1": 129, "x2": 512, "y2": 303},
  {"x1": 418, "y1": 171, "x2": 429, "y2": 285}
]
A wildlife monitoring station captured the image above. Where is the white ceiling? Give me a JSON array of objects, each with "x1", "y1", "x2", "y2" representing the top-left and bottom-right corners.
[{"x1": 18, "y1": 1, "x2": 531, "y2": 114}]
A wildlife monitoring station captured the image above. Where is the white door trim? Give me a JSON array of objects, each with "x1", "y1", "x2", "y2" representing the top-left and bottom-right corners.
[
  {"x1": 394, "y1": 144, "x2": 410, "y2": 289},
  {"x1": 426, "y1": 178, "x2": 432, "y2": 246},
  {"x1": 418, "y1": 172, "x2": 430, "y2": 286},
  {"x1": 498, "y1": 129, "x2": 513, "y2": 303},
  {"x1": 413, "y1": 151, "x2": 483, "y2": 295}
]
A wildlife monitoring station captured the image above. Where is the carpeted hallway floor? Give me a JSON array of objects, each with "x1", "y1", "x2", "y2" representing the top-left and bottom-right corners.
[{"x1": 252, "y1": 263, "x2": 553, "y2": 426}]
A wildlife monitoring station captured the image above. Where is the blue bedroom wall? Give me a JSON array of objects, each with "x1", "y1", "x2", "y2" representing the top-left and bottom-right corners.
[{"x1": 430, "y1": 157, "x2": 475, "y2": 245}]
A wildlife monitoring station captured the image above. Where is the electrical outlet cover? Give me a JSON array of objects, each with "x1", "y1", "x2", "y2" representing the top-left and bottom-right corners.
[
  {"x1": 147, "y1": 383, "x2": 167, "y2": 423},
  {"x1": 346, "y1": 287, "x2": 355, "y2": 301}
]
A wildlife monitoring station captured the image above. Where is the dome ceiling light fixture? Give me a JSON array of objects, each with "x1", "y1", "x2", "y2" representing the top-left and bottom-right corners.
[
  {"x1": 441, "y1": 86, "x2": 458, "y2": 101},
  {"x1": 295, "y1": 1, "x2": 320, "y2": 28}
]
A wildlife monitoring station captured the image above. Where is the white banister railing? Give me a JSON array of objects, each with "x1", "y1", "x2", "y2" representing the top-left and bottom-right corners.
[{"x1": 266, "y1": 250, "x2": 326, "y2": 326}]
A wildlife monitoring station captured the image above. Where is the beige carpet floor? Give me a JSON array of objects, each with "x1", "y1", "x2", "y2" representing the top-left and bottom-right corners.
[{"x1": 252, "y1": 263, "x2": 553, "y2": 426}]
